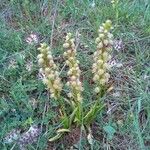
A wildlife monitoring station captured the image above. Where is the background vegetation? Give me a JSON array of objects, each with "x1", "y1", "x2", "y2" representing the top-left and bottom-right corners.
[{"x1": 0, "y1": 0, "x2": 149, "y2": 149}]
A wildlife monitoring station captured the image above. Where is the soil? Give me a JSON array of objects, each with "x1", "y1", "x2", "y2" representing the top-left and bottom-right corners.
[
  {"x1": 47, "y1": 123, "x2": 105, "y2": 150},
  {"x1": 47, "y1": 127, "x2": 83, "y2": 150},
  {"x1": 91, "y1": 123, "x2": 104, "y2": 142}
]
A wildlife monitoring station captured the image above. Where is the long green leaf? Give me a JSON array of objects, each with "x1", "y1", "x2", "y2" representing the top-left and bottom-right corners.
[
  {"x1": 49, "y1": 133, "x2": 62, "y2": 142},
  {"x1": 83, "y1": 102, "x2": 104, "y2": 125}
]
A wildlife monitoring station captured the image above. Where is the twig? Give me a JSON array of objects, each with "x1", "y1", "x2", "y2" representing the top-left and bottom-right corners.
[
  {"x1": 10, "y1": 143, "x2": 16, "y2": 150},
  {"x1": 50, "y1": 0, "x2": 58, "y2": 48}
]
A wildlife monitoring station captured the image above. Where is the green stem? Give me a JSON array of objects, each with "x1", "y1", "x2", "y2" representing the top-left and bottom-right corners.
[{"x1": 78, "y1": 101, "x2": 83, "y2": 125}]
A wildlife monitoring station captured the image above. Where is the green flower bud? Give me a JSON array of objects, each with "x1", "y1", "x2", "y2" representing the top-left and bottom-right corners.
[
  {"x1": 48, "y1": 74, "x2": 55, "y2": 79},
  {"x1": 105, "y1": 73, "x2": 110, "y2": 82},
  {"x1": 67, "y1": 50, "x2": 72, "y2": 54},
  {"x1": 100, "y1": 78, "x2": 106, "y2": 85},
  {"x1": 93, "y1": 74, "x2": 99, "y2": 81},
  {"x1": 99, "y1": 33, "x2": 105, "y2": 39},
  {"x1": 71, "y1": 81, "x2": 76, "y2": 87},
  {"x1": 71, "y1": 76, "x2": 76, "y2": 81},
  {"x1": 97, "y1": 42, "x2": 103, "y2": 49},
  {"x1": 63, "y1": 52, "x2": 67, "y2": 57},
  {"x1": 77, "y1": 93, "x2": 82, "y2": 102},
  {"x1": 45, "y1": 67, "x2": 50, "y2": 73},
  {"x1": 37, "y1": 54, "x2": 43, "y2": 59},
  {"x1": 95, "y1": 37, "x2": 100, "y2": 44},
  {"x1": 50, "y1": 93, "x2": 55, "y2": 98},
  {"x1": 38, "y1": 58, "x2": 44, "y2": 65},
  {"x1": 47, "y1": 54, "x2": 53, "y2": 60},
  {"x1": 103, "y1": 40, "x2": 109, "y2": 46},
  {"x1": 94, "y1": 87, "x2": 100, "y2": 93},
  {"x1": 66, "y1": 60, "x2": 70, "y2": 65},
  {"x1": 97, "y1": 59, "x2": 103, "y2": 65},
  {"x1": 102, "y1": 52, "x2": 108, "y2": 60},
  {"x1": 40, "y1": 43, "x2": 47, "y2": 48},
  {"x1": 63, "y1": 43, "x2": 70, "y2": 48},
  {"x1": 67, "y1": 32, "x2": 72, "y2": 37},
  {"x1": 98, "y1": 69, "x2": 104, "y2": 75}
]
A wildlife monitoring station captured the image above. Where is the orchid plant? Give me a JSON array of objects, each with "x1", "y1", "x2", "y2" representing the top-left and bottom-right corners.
[{"x1": 37, "y1": 20, "x2": 114, "y2": 142}]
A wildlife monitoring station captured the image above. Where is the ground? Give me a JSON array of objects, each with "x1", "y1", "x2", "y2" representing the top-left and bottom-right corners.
[{"x1": 0, "y1": 0, "x2": 150, "y2": 150}]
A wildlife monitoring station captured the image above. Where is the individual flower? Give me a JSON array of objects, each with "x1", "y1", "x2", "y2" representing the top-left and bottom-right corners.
[
  {"x1": 37, "y1": 43, "x2": 62, "y2": 99},
  {"x1": 63, "y1": 33, "x2": 83, "y2": 103},
  {"x1": 92, "y1": 20, "x2": 113, "y2": 93}
]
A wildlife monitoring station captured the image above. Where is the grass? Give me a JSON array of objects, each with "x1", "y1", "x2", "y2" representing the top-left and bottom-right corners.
[{"x1": 0, "y1": 0, "x2": 150, "y2": 149}]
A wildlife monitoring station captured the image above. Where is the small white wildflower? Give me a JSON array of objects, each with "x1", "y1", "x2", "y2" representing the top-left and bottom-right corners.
[{"x1": 26, "y1": 33, "x2": 38, "y2": 44}]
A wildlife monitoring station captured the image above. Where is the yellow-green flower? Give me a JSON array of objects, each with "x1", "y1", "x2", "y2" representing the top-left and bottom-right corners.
[
  {"x1": 63, "y1": 33, "x2": 83, "y2": 102},
  {"x1": 37, "y1": 43, "x2": 62, "y2": 99},
  {"x1": 93, "y1": 20, "x2": 113, "y2": 93}
]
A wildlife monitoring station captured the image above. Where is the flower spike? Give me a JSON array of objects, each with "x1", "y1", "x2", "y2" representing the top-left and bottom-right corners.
[
  {"x1": 37, "y1": 43, "x2": 62, "y2": 99},
  {"x1": 93, "y1": 20, "x2": 113, "y2": 93},
  {"x1": 63, "y1": 33, "x2": 83, "y2": 103}
]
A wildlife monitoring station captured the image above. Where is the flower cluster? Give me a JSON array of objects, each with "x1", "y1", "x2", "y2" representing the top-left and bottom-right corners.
[
  {"x1": 37, "y1": 43, "x2": 62, "y2": 99},
  {"x1": 63, "y1": 33, "x2": 83, "y2": 103},
  {"x1": 92, "y1": 20, "x2": 113, "y2": 93}
]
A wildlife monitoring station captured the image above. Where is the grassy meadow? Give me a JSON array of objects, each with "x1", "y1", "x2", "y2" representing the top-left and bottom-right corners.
[{"x1": 0, "y1": 0, "x2": 150, "y2": 149}]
